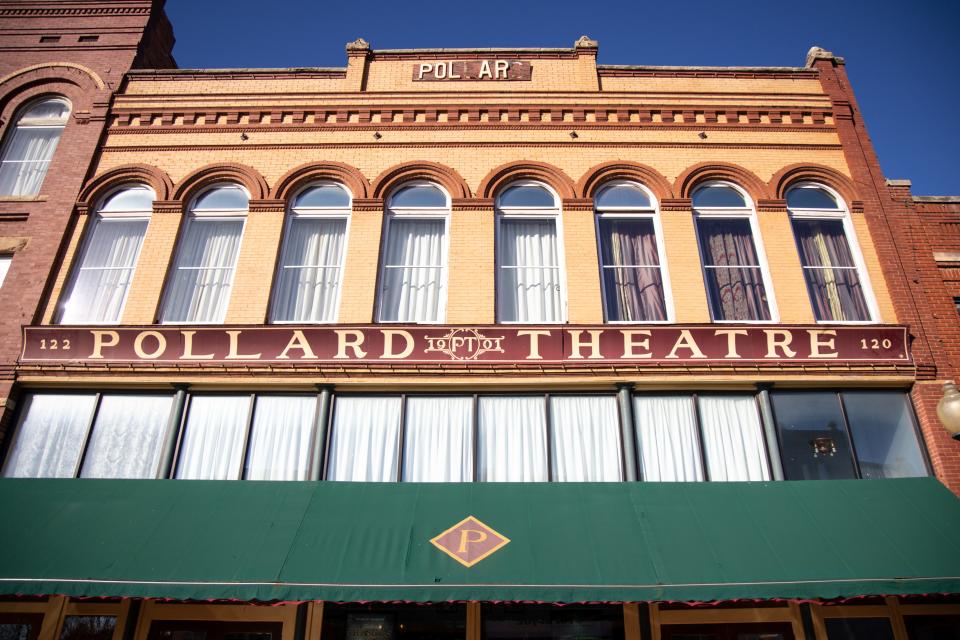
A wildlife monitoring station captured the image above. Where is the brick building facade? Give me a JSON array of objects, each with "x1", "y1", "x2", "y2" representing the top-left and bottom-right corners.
[{"x1": 0, "y1": 2, "x2": 959, "y2": 640}]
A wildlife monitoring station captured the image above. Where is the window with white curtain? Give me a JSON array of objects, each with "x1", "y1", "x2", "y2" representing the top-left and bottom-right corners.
[
  {"x1": 693, "y1": 182, "x2": 775, "y2": 322},
  {"x1": 633, "y1": 394, "x2": 770, "y2": 482},
  {"x1": 496, "y1": 182, "x2": 566, "y2": 323},
  {"x1": 160, "y1": 184, "x2": 247, "y2": 323},
  {"x1": 478, "y1": 396, "x2": 549, "y2": 481},
  {"x1": 327, "y1": 396, "x2": 402, "y2": 481},
  {"x1": 550, "y1": 395, "x2": 623, "y2": 481},
  {"x1": 1, "y1": 392, "x2": 172, "y2": 479},
  {"x1": 787, "y1": 183, "x2": 874, "y2": 322},
  {"x1": 377, "y1": 182, "x2": 449, "y2": 323},
  {"x1": 0, "y1": 255, "x2": 11, "y2": 289},
  {"x1": 271, "y1": 183, "x2": 350, "y2": 323},
  {"x1": 58, "y1": 185, "x2": 154, "y2": 324},
  {"x1": 594, "y1": 181, "x2": 670, "y2": 322},
  {"x1": 0, "y1": 97, "x2": 70, "y2": 197},
  {"x1": 402, "y1": 396, "x2": 474, "y2": 482},
  {"x1": 175, "y1": 394, "x2": 319, "y2": 481}
]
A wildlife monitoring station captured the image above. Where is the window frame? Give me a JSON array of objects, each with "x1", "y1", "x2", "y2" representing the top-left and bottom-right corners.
[
  {"x1": 269, "y1": 181, "x2": 352, "y2": 324},
  {"x1": 375, "y1": 180, "x2": 451, "y2": 324},
  {"x1": 593, "y1": 180, "x2": 674, "y2": 324},
  {"x1": 692, "y1": 180, "x2": 779, "y2": 323},
  {"x1": 786, "y1": 181, "x2": 879, "y2": 324},
  {"x1": 0, "y1": 254, "x2": 11, "y2": 289},
  {"x1": 495, "y1": 180, "x2": 568, "y2": 324},
  {"x1": 0, "y1": 96, "x2": 71, "y2": 198},
  {"x1": 56, "y1": 183, "x2": 155, "y2": 325},
  {"x1": 159, "y1": 183, "x2": 249, "y2": 325}
]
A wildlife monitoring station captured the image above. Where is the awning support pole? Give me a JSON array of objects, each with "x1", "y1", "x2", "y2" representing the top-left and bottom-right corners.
[
  {"x1": 617, "y1": 383, "x2": 639, "y2": 481},
  {"x1": 157, "y1": 384, "x2": 189, "y2": 479},
  {"x1": 757, "y1": 384, "x2": 785, "y2": 481},
  {"x1": 309, "y1": 384, "x2": 334, "y2": 481}
]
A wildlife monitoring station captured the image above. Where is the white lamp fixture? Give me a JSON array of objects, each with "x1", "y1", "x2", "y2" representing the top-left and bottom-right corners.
[{"x1": 937, "y1": 381, "x2": 960, "y2": 440}]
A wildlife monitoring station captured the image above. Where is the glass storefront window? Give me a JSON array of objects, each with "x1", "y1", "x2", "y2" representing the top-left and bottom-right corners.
[
  {"x1": 904, "y1": 614, "x2": 960, "y2": 639},
  {"x1": 322, "y1": 603, "x2": 466, "y2": 640},
  {"x1": 482, "y1": 604, "x2": 623, "y2": 640},
  {"x1": 770, "y1": 392, "x2": 857, "y2": 480},
  {"x1": 59, "y1": 616, "x2": 116, "y2": 640},
  {"x1": 841, "y1": 392, "x2": 927, "y2": 479},
  {"x1": 0, "y1": 614, "x2": 43, "y2": 640},
  {"x1": 660, "y1": 623, "x2": 794, "y2": 640},
  {"x1": 823, "y1": 618, "x2": 894, "y2": 639}
]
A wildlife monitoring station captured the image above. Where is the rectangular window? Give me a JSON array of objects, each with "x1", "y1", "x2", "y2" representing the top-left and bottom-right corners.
[
  {"x1": 326, "y1": 396, "x2": 402, "y2": 482},
  {"x1": 60, "y1": 218, "x2": 149, "y2": 323},
  {"x1": 175, "y1": 395, "x2": 251, "y2": 480},
  {"x1": 597, "y1": 217, "x2": 667, "y2": 321},
  {"x1": 792, "y1": 219, "x2": 870, "y2": 321},
  {"x1": 245, "y1": 395, "x2": 317, "y2": 481},
  {"x1": 271, "y1": 217, "x2": 346, "y2": 322},
  {"x1": 321, "y1": 603, "x2": 466, "y2": 640},
  {"x1": 161, "y1": 217, "x2": 244, "y2": 323},
  {"x1": 378, "y1": 218, "x2": 446, "y2": 322},
  {"x1": 2, "y1": 392, "x2": 172, "y2": 479},
  {"x1": 483, "y1": 604, "x2": 624, "y2": 640},
  {"x1": 771, "y1": 391, "x2": 927, "y2": 480},
  {"x1": 697, "y1": 218, "x2": 771, "y2": 321},
  {"x1": 401, "y1": 396, "x2": 473, "y2": 482},
  {"x1": 633, "y1": 394, "x2": 769, "y2": 482},
  {"x1": 550, "y1": 395, "x2": 623, "y2": 481},
  {"x1": 58, "y1": 616, "x2": 116, "y2": 640},
  {"x1": 498, "y1": 218, "x2": 563, "y2": 322},
  {"x1": 477, "y1": 396, "x2": 549, "y2": 481}
]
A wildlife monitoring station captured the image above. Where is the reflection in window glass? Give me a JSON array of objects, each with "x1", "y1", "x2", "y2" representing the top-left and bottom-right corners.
[
  {"x1": 58, "y1": 616, "x2": 116, "y2": 640},
  {"x1": 498, "y1": 184, "x2": 555, "y2": 208},
  {"x1": 322, "y1": 603, "x2": 466, "y2": 640},
  {"x1": 824, "y1": 617, "x2": 895, "y2": 640},
  {"x1": 0, "y1": 626, "x2": 32, "y2": 640},
  {"x1": 389, "y1": 184, "x2": 447, "y2": 208},
  {"x1": 904, "y1": 614, "x2": 960, "y2": 639},
  {"x1": 771, "y1": 392, "x2": 856, "y2": 480},
  {"x1": 0, "y1": 255, "x2": 10, "y2": 289},
  {"x1": 842, "y1": 392, "x2": 927, "y2": 478},
  {"x1": 596, "y1": 183, "x2": 651, "y2": 208},
  {"x1": 786, "y1": 186, "x2": 839, "y2": 209},
  {"x1": 483, "y1": 604, "x2": 624, "y2": 640},
  {"x1": 692, "y1": 185, "x2": 747, "y2": 208}
]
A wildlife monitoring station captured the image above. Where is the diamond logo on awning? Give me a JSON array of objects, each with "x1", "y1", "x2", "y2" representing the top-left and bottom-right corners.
[{"x1": 430, "y1": 516, "x2": 510, "y2": 567}]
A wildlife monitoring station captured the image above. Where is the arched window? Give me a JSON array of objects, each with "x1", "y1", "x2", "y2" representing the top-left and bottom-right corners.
[
  {"x1": 594, "y1": 181, "x2": 671, "y2": 322},
  {"x1": 496, "y1": 182, "x2": 565, "y2": 323},
  {"x1": 271, "y1": 183, "x2": 351, "y2": 323},
  {"x1": 160, "y1": 183, "x2": 247, "y2": 323},
  {"x1": 787, "y1": 183, "x2": 874, "y2": 322},
  {"x1": 0, "y1": 97, "x2": 71, "y2": 196},
  {"x1": 693, "y1": 182, "x2": 775, "y2": 321},
  {"x1": 377, "y1": 181, "x2": 450, "y2": 323},
  {"x1": 58, "y1": 184, "x2": 155, "y2": 324}
]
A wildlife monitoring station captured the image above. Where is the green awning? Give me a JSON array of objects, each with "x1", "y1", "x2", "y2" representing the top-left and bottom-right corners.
[{"x1": 1, "y1": 478, "x2": 959, "y2": 602}]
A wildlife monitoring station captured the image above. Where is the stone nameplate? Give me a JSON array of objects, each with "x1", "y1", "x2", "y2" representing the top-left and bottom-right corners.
[{"x1": 412, "y1": 60, "x2": 532, "y2": 81}]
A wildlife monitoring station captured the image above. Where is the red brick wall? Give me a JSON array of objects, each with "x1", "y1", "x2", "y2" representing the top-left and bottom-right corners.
[
  {"x1": 812, "y1": 53, "x2": 960, "y2": 493},
  {"x1": 0, "y1": 0, "x2": 173, "y2": 437}
]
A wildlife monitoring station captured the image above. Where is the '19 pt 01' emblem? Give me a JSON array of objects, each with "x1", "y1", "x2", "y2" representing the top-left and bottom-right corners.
[
  {"x1": 430, "y1": 516, "x2": 510, "y2": 567},
  {"x1": 423, "y1": 328, "x2": 505, "y2": 361}
]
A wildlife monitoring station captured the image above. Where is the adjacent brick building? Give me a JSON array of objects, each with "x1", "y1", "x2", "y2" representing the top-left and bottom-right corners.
[{"x1": 0, "y1": 2, "x2": 959, "y2": 639}]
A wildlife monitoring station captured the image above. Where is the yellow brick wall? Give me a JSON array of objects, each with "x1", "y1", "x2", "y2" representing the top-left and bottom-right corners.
[
  {"x1": 659, "y1": 211, "x2": 710, "y2": 322},
  {"x1": 225, "y1": 211, "x2": 284, "y2": 323},
  {"x1": 42, "y1": 214, "x2": 90, "y2": 324},
  {"x1": 562, "y1": 210, "x2": 603, "y2": 323},
  {"x1": 447, "y1": 210, "x2": 494, "y2": 324},
  {"x1": 121, "y1": 212, "x2": 181, "y2": 324},
  {"x1": 756, "y1": 212, "x2": 815, "y2": 323},
  {"x1": 337, "y1": 211, "x2": 383, "y2": 322},
  {"x1": 850, "y1": 212, "x2": 898, "y2": 323}
]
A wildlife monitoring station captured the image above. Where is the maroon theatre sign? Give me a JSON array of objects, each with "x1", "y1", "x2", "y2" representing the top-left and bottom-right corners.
[{"x1": 20, "y1": 325, "x2": 910, "y2": 366}]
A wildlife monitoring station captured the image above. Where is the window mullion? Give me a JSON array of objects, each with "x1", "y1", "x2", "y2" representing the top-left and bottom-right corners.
[
  {"x1": 239, "y1": 394, "x2": 258, "y2": 480},
  {"x1": 690, "y1": 393, "x2": 710, "y2": 482},
  {"x1": 73, "y1": 392, "x2": 103, "y2": 478},
  {"x1": 544, "y1": 394, "x2": 554, "y2": 482},
  {"x1": 396, "y1": 394, "x2": 408, "y2": 482},
  {"x1": 836, "y1": 392, "x2": 864, "y2": 479}
]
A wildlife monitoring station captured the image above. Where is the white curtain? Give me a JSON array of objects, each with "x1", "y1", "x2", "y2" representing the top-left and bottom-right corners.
[
  {"x1": 379, "y1": 218, "x2": 445, "y2": 322},
  {"x1": 80, "y1": 395, "x2": 172, "y2": 479},
  {"x1": 477, "y1": 396, "x2": 548, "y2": 481},
  {"x1": 0, "y1": 126, "x2": 64, "y2": 196},
  {"x1": 402, "y1": 396, "x2": 473, "y2": 482},
  {"x1": 698, "y1": 395, "x2": 770, "y2": 481},
  {"x1": 2, "y1": 394, "x2": 97, "y2": 478},
  {"x1": 498, "y1": 219, "x2": 562, "y2": 322},
  {"x1": 634, "y1": 395, "x2": 704, "y2": 482},
  {"x1": 272, "y1": 218, "x2": 346, "y2": 322},
  {"x1": 61, "y1": 218, "x2": 149, "y2": 323},
  {"x1": 550, "y1": 396, "x2": 622, "y2": 481},
  {"x1": 175, "y1": 395, "x2": 250, "y2": 480},
  {"x1": 245, "y1": 395, "x2": 317, "y2": 480},
  {"x1": 162, "y1": 217, "x2": 244, "y2": 323},
  {"x1": 327, "y1": 396, "x2": 402, "y2": 481}
]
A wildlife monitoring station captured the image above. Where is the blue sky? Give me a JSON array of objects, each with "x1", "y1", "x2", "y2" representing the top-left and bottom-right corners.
[{"x1": 165, "y1": 0, "x2": 959, "y2": 195}]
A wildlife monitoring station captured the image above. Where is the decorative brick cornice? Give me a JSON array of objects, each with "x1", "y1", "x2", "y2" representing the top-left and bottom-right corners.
[
  {"x1": 756, "y1": 199, "x2": 788, "y2": 213},
  {"x1": 659, "y1": 198, "x2": 692, "y2": 212},
  {"x1": 351, "y1": 198, "x2": 384, "y2": 212},
  {"x1": 451, "y1": 198, "x2": 493, "y2": 211},
  {"x1": 248, "y1": 199, "x2": 285, "y2": 213},
  {"x1": 562, "y1": 198, "x2": 593, "y2": 212},
  {"x1": 0, "y1": 5, "x2": 151, "y2": 17},
  {"x1": 152, "y1": 201, "x2": 182, "y2": 215}
]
